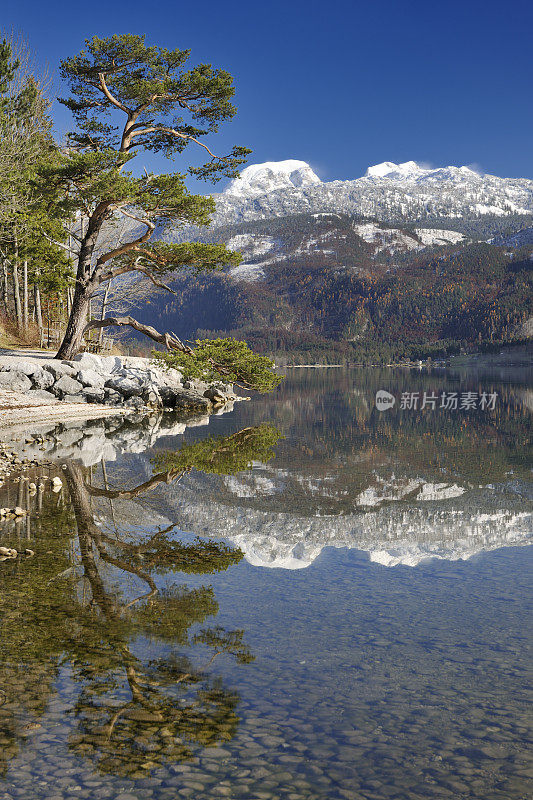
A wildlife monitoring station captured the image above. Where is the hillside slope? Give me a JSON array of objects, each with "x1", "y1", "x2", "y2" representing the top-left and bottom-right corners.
[{"x1": 128, "y1": 212, "x2": 533, "y2": 363}]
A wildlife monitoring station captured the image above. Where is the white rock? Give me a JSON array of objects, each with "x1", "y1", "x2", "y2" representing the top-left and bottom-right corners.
[
  {"x1": 76, "y1": 369, "x2": 106, "y2": 388},
  {"x1": 0, "y1": 371, "x2": 32, "y2": 392},
  {"x1": 72, "y1": 353, "x2": 103, "y2": 371},
  {"x1": 53, "y1": 375, "x2": 84, "y2": 397}
]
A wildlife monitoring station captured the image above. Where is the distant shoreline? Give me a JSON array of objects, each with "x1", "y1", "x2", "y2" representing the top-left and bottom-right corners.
[{"x1": 281, "y1": 344, "x2": 532, "y2": 371}]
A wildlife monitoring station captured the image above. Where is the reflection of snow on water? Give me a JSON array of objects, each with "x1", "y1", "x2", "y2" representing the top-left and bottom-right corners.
[
  {"x1": 33, "y1": 414, "x2": 526, "y2": 571},
  {"x1": 4, "y1": 408, "x2": 233, "y2": 467},
  {"x1": 7, "y1": 367, "x2": 529, "y2": 571},
  {"x1": 151, "y1": 468, "x2": 532, "y2": 569}
]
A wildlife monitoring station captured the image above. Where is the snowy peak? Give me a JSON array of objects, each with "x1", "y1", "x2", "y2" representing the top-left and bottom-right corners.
[
  {"x1": 365, "y1": 160, "x2": 426, "y2": 180},
  {"x1": 364, "y1": 160, "x2": 480, "y2": 183},
  {"x1": 225, "y1": 159, "x2": 321, "y2": 198},
  {"x1": 179, "y1": 156, "x2": 533, "y2": 230}
]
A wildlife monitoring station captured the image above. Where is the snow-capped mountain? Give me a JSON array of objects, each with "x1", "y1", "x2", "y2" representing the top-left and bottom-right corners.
[
  {"x1": 225, "y1": 159, "x2": 321, "y2": 198},
  {"x1": 206, "y1": 159, "x2": 533, "y2": 226}
]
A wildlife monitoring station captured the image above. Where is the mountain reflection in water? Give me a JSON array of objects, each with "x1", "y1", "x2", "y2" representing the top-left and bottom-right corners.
[{"x1": 0, "y1": 366, "x2": 531, "y2": 799}]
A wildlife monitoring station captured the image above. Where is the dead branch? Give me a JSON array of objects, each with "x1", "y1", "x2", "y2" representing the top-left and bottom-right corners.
[{"x1": 84, "y1": 315, "x2": 193, "y2": 353}]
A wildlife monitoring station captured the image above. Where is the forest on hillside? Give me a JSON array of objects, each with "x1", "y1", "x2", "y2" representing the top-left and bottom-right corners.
[{"x1": 129, "y1": 215, "x2": 533, "y2": 364}]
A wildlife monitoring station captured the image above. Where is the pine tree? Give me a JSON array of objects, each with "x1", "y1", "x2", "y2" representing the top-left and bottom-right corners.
[{"x1": 38, "y1": 34, "x2": 279, "y2": 393}]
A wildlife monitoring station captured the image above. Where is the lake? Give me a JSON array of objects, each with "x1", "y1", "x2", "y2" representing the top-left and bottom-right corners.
[{"x1": 0, "y1": 364, "x2": 531, "y2": 800}]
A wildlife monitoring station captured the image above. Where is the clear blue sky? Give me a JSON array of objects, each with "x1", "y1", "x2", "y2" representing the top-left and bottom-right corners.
[{"x1": 3, "y1": 0, "x2": 532, "y2": 188}]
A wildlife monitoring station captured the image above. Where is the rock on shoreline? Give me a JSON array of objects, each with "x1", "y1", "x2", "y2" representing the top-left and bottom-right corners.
[{"x1": 0, "y1": 352, "x2": 241, "y2": 416}]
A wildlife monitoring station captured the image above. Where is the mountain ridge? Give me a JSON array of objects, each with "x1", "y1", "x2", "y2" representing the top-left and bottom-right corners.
[{"x1": 204, "y1": 159, "x2": 533, "y2": 228}]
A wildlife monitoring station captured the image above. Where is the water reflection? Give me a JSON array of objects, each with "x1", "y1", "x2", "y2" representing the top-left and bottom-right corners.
[
  {"x1": 112, "y1": 368, "x2": 531, "y2": 568},
  {"x1": 3, "y1": 368, "x2": 530, "y2": 570},
  {"x1": 0, "y1": 368, "x2": 531, "y2": 799},
  {"x1": 0, "y1": 426, "x2": 280, "y2": 780}
]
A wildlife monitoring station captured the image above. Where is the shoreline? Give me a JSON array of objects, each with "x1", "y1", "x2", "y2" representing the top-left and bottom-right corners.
[
  {"x1": 0, "y1": 389, "x2": 132, "y2": 431},
  {"x1": 0, "y1": 349, "x2": 240, "y2": 435}
]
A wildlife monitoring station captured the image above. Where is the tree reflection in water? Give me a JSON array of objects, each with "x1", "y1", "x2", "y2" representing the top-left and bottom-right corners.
[{"x1": 0, "y1": 425, "x2": 281, "y2": 778}]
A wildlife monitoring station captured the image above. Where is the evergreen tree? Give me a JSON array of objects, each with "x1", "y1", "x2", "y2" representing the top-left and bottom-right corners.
[
  {"x1": 37, "y1": 33, "x2": 278, "y2": 392},
  {"x1": 0, "y1": 35, "x2": 69, "y2": 335}
]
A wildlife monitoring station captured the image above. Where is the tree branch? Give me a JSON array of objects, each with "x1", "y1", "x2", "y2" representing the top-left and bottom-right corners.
[
  {"x1": 84, "y1": 315, "x2": 193, "y2": 353},
  {"x1": 84, "y1": 469, "x2": 186, "y2": 500},
  {"x1": 40, "y1": 227, "x2": 79, "y2": 255},
  {"x1": 98, "y1": 72, "x2": 130, "y2": 115},
  {"x1": 93, "y1": 220, "x2": 155, "y2": 271},
  {"x1": 127, "y1": 125, "x2": 224, "y2": 162},
  {"x1": 132, "y1": 264, "x2": 176, "y2": 294}
]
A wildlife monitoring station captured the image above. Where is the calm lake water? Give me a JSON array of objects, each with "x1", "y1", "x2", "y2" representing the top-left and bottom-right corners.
[{"x1": 0, "y1": 365, "x2": 531, "y2": 800}]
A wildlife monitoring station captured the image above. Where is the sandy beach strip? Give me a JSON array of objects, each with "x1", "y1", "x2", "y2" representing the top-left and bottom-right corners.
[{"x1": 0, "y1": 389, "x2": 131, "y2": 430}]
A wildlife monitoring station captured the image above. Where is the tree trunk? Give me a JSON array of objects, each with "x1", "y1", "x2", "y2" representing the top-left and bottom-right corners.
[
  {"x1": 34, "y1": 283, "x2": 43, "y2": 334},
  {"x1": 22, "y1": 260, "x2": 29, "y2": 332},
  {"x1": 12, "y1": 263, "x2": 23, "y2": 332},
  {"x1": 1, "y1": 260, "x2": 9, "y2": 314},
  {"x1": 98, "y1": 280, "x2": 111, "y2": 345},
  {"x1": 56, "y1": 284, "x2": 91, "y2": 359}
]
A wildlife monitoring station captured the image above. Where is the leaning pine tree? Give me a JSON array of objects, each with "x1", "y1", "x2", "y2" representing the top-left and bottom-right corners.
[{"x1": 40, "y1": 34, "x2": 280, "y2": 391}]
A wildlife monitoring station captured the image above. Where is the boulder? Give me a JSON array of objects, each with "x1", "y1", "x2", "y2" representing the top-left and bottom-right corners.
[
  {"x1": 52, "y1": 375, "x2": 84, "y2": 398},
  {"x1": 168, "y1": 368, "x2": 183, "y2": 383},
  {"x1": 124, "y1": 396, "x2": 145, "y2": 409},
  {"x1": 141, "y1": 383, "x2": 163, "y2": 407},
  {"x1": 173, "y1": 390, "x2": 212, "y2": 413},
  {"x1": 43, "y1": 361, "x2": 77, "y2": 380},
  {"x1": 1, "y1": 360, "x2": 42, "y2": 376},
  {"x1": 29, "y1": 389, "x2": 57, "y2": 403},
  {"x1": 214, "y1": 382, "x2": 234, "y2": 394},
  {"x1": 158, "y1": 386, "x2": 178, "y2": 407},
  {"x1": 104, "y1": 386, "x2": 123, "y2": 400},
  {"x1": 62, "y1": 394, "x2": 87, "y2": 404},
  {"x1": 157, "y1": 367, "x2": 183, "y2": 386},
  {"x1": 82, "y1": 387, "x2": 105, "y2": 403},
  {"x1": 120, "y1": 356, "x2": 151, "y2": 370},
  {"x1": 0, "y1": 371, "x2": 32, "y2": 392},
  {"x1": 77, "y1": 369, "x2": 106, "y2": 388},
  {"x1": 105, "y1": 377, "x2": 142, "y2": 397},
  {"x1": 183, "y1": 379, "x2": 210, "y2": 393},
  {"x1": 72, "y1": 352, "x2": 103, "y2": 371},
  {"x1": 102, "y1": 356, "x2": 123, "y2": 373},
  {"x1": 204, "y1": 386, "x2": 228, "y2": 404},
  {"x1": 120, "y1": 368, "x2": 152, "y2": 385},
  {"x1": 30, "y1": 368, "x2": 55, "y2": 390},
  {"x1": 104, "y1": 388, "x2": 123, "y2": 405}
]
